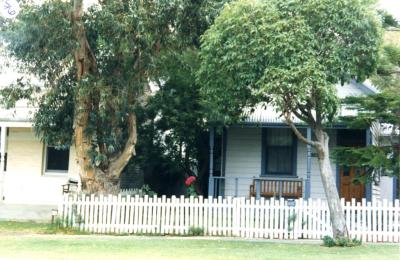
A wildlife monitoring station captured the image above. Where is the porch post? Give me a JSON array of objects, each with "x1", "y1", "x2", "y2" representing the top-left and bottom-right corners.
[
  {"x1": 234, "y1": 177, "x2": 238, "y2": 197},
  {"x1": 394, "y1": 176, "x2": 399, "y2": 202},
  {"x1": 255, "y1": 178, "x2": 261, "y2": 200},
  {"x1": 0, "y1": 126, "x2": 7, "y2": 202},
  {"x1": 305, "y1": 127, "x2": 312, "y2": 199},
  {"x1": 365, "y1": 128, "x2": 372, "y2": 202},
  {"x1": 208, "y1": 127, "x2": 215, "y2": 198}
]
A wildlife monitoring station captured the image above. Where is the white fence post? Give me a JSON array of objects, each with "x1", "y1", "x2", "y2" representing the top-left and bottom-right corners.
[{"x1": 58, "y1": 195, "x2": 400, "y2": 242}]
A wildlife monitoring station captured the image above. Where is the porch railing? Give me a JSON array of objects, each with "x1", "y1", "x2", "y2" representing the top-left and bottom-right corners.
[{"x1": 209, "y1": 176, "x2": 303, "y2": 199}]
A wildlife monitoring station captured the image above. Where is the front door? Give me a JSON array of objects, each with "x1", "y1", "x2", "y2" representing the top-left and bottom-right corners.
[{"x1": 339, "y1": 167, "x2": 365, "y2": 202}]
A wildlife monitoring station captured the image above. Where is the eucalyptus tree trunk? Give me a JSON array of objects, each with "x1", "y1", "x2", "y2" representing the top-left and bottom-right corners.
[
  {"x1": 79, "y1": 113, "x2": 138, "y2": 194},
  {"x1": 72, "y1": 0, "x2": 138, "y2": 194},
  {"x1": 314, "y1": 129, "x2": 347, "y2": 238},
  {"x1": 72, "y1": 0, "x2": 96, "y2": 188}
]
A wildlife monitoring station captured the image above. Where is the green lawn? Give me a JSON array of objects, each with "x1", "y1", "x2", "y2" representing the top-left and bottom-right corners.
[
  {"x1": 0, "y1": 221, "x2": 52, "y2": 234},
  {"x1": 0, "y1": 221, "x2": 398, "y2": 260}
]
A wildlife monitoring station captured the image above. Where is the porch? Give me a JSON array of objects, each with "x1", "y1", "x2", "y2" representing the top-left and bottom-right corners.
[
  {"x1": 207, "y1": 125, "x2": 375, "y2": 201},
  {"x1": 209, "y1": 176, "x2": 303, "y2": 200}
]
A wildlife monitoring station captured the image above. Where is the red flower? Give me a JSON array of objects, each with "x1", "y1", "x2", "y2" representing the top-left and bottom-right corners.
[{"x1": 185, "y1": 176, "x2": 196, "y2": 187}]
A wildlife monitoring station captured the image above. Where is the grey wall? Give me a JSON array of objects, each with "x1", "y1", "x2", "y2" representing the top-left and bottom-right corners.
[{"x1": 224, "y1": 127, "x2": 261, "y2": 197}]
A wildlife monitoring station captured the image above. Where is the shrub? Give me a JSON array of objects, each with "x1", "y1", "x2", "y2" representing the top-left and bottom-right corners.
[
  {"x1": 322, "y1": 236, "x2": 336, "y2": 247},
  {"x1": 322, "y1": 235, "x2": 362, "y2": 247},
  {"x1": 188, "y1": 226, "x2": 204, "y2": 236}
]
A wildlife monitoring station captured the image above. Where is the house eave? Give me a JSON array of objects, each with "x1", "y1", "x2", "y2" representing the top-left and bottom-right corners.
[{"x1": 231, "y1": 122, "x2": 360, "y2": 130}]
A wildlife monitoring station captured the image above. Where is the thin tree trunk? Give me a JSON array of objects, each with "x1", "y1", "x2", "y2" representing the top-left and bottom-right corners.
[
  {"x1": 286, "y1": 116, "x2": 348, "y2": 238},
  {"x1": 314, "y1": 129, "x2": 347, "y2": 238}
]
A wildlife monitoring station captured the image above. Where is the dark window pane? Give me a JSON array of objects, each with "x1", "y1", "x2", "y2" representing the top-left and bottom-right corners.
[
  {"x1": 266, "y1": 129, "x2": 294, "y2": 175},
  {"x1": 47, "y1": 146, "x2": 69, "y2": 171},
  {"x1": 267, "y1": 147, "x2": 292, "y2": 175},
  {"x1": 267, "y1": 128, "x2": 293, "y2": 146}
]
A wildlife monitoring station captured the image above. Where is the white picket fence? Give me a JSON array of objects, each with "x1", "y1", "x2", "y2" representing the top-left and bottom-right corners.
[{"x1": 58, "y1": 195, "x2": 400, "y2": 242}]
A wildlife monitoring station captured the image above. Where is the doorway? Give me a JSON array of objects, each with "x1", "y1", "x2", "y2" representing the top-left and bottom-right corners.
[
  {"x1": 339, "y1": 166, "x2": 365, "y2": 202},
  {"x1": 337, "y1": 129, "x2": 366, "y2": 202}
]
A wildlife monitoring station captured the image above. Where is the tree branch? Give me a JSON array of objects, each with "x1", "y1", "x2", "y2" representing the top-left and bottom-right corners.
[
  {"x1": 109, "y1": 113, "x2": 137, "y2": 177},
  {"x1": 292, "y1": 109, "x2": 309, "y2": 123},
  {"x1": 299, "y1": 102, "x2": 317, "y2": 129},
  {"x1": 284, "y1": 113, "x2": 320, "y2": 147}
]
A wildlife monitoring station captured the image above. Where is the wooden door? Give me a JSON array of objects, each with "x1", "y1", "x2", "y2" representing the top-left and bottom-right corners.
[{"x1": 339, "y1": 167, "x2": 365, "y2": 202}]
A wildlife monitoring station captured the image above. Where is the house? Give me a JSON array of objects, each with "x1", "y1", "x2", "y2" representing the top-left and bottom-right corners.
[
  {"x1": 207, "y1": 81, "x2": 397, "y2": 202},
  {"x1": 0, "y1": 99, "x2": 80, "y2": 205},
  {"x1": 0, "y1": 80, "x2": 396, "y2": 205}
]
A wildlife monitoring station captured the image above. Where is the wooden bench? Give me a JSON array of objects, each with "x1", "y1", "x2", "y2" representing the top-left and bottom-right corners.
[{"x1": 249, "y1": 178, "x2": 303, "y2": 199}]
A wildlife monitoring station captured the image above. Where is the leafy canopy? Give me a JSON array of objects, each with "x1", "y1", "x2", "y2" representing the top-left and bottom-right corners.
[
  {"x1": 0, "y1": 0, "x2": 227, "y2": 168},
  {"x1": 335, "y1": 13, "x2": 400, "y2": 182},
  {"x1": 336, "y1": 91, "x2": 400, "y2": 180},
  {"x1": 198, "y1": 0, "x2": 381, "y2": 127}
]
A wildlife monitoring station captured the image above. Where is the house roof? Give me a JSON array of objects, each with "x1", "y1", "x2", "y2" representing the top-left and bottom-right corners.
[
  {"x1": 242, "y1": 80, "x2": 377, "y2": 125},
  {"x1": 0, "y1": 80, "x2": 376, "y2": 125}
]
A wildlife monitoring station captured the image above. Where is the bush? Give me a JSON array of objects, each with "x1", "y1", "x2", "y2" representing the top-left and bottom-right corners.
[
  {"x1": 322, "y1": 236, "x2": 336, "y2": 247},
  {"x1": 188, "y1": 227, "x2": 204, "y2": 236},
  {"x1": 322, "y1": 235, "x2": 362, "y2": 247}
]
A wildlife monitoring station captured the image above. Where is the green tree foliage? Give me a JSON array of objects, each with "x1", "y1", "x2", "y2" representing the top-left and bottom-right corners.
[
  {"x1": 336, "y1": 92, "x2": 400, "y2": 182},
  {"x1": 378, "y1": 9, "x2": 399, "y2": 28},
  {"x1": 198, "y1": 0, "x2": 381, "y2": 237},
  {"x1": 335, "y1": 12, "x2": 399, "y2": 197},
  {"x1": 1, "y1": 0, "x2": 182, "y2": 192},
  {"x1": 0, "y1": 0, "x2": 228, "y2": 193},
  {"x1": 370, "y1": 44, "x2": 400, "y2": 90},
  {"x1": 125, "y1": 1, "x2": 230, "y2": 195},
  {"x1": 132, "y1": 50, "x2": 209, "y2": 195}
]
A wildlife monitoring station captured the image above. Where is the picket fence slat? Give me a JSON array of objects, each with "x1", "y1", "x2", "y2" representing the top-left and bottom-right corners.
[{"x1": 58, "y1": 195, "x2": 400, "y2": 242}]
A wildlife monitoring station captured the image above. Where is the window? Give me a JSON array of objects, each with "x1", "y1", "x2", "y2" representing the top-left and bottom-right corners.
[
  {"x1": 45, "y1": 146, "x2": 69, "y2": 172},
  {"x1": 264, "y1": 128, "x2": 296, "y2": 176}
]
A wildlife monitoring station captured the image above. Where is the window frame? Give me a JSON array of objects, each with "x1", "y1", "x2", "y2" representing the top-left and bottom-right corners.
[
  {"x1": 261, "y1": 128, "x2": 297, "y2": 177},
  {"x1": 43, "y1": 145, "x2": 70, "y2": 174}
]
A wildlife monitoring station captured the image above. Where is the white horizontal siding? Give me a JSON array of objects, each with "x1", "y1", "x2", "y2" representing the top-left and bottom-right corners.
[
  {"x1": 224, "y1": 127, "x2": 338, "y2": 200},
  {"x1": 224, "y1": 127, "x2": 261, "y2": 197},
  {"x1": 380, "y1": 177, "x2": 395, "y2": 202},
  {"x1": 3, "y1": 127, "x2": 79, "y2": 204},
  {"x1": 370, "y1": 121, "x2": 382, "y2": 200},
  {"x1": 296, "y1": 129, "x2": 337, "y2": 200}
]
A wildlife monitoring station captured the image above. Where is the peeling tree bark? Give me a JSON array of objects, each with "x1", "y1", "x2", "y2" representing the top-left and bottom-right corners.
[
  {"x1": 72, "y1": 0, "x2": 95, "y2": 189},
  {"x1": 109, "y1": 113, "x2": 138, "y2": 177},
  {"x1": 71, "y1": 0, "x2": 140, "y2": 194}
]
